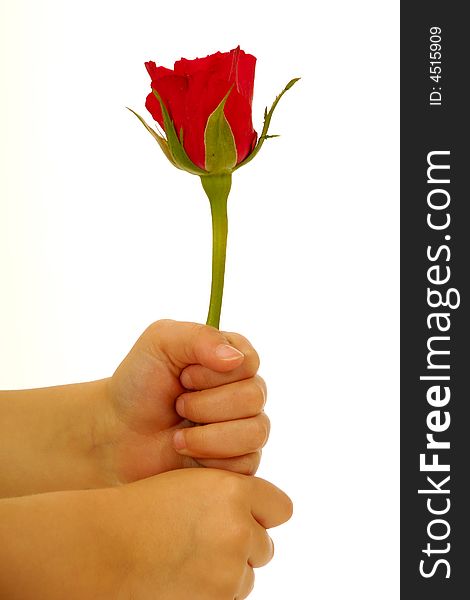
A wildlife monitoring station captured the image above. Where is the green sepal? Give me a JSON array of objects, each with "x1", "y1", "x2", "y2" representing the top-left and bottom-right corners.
[
  {"x1": 204, "y1": 87, "x2": 237, "y2": 174},
  {"x1": 152, "y1": 89, "x2": 207, "y2": 176},
  {"x1": 126, "y1": 106, "x2": 178, "y2": 168},
  {"x1": 233, "y1": 77, "x2": 301, "y2": 171}
]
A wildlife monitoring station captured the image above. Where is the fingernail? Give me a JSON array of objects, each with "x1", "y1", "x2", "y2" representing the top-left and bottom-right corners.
[
  {"x1": 180, "y1": 370, "x2": 193, "y2": 389},
  {"x1": 175, "y1": 396, "x2": 185, "y2": 415},
  {"x1": 173, "y1": 430, "x2": 186, "y2": 451},
  {"x1": 215, "y1": 343, "x2": 244, "y2": 361}
]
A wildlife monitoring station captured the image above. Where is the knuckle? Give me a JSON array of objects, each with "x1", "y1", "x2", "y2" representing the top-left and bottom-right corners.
[
  {"x1": 206, "y1": 563, "x2": 238, "y2": 596},
  {"x1": 143, "y1": 319, "x2": 164, "y2": 340},
  {"x1": 268, "y1": 535, "x2": 275, "y2": 561},
  {"x1": 215, "y1": 561, "x2": 246, "y2": 597},
  {"x1": 189, "y1": 322, "x2": 206, "y2": 338},
  {"x1": 252, "y1": 376, "x2": 267, "y2": 410},
  {"x1": 143, "y1": 319, "x2": 175, "y2": 351},
  {"x1": 241, "y1": 451, "x2": 261, "y2": 476},
  {"x1": 282, "y1": 495, "x2": 294, "y2": 521},
  {"x1": 184, "y1": 322, "x2": 205, "y2": 358},
  {"x1": 259, "y1": 414, "x2": 271, "y2": 445},
  {"x1": 255, "y1": 374, "x2": 267, "y2": 391},
  {"x1": 241, "y1": 568, "x2": 255, "y2": 599},
  {"x1": 251, "y1": 414, "x2": 270, "y2": 449},
  {"x1": 222, "y1": 472, "x2": 247, "y2": 502},
  {"x1": 147, "y1": 318, "x2": 173, "y2": 334},
  {"x1": 230, "y1": 521, "x2": 252, "y2": 549}
]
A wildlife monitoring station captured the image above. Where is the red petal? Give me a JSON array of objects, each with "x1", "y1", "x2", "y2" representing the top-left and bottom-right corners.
[
  {"x1": 173, "y1": 47, "x2": 256, "y2": 105},
  {"x1": 145, "y1": 89, "x2": 164, "y2": 129},
  {"x1": 174, "y1": 51, "x2": 227, "y2": 77},
  {"x1": 146, "y1": 73, "x2": 188, "y2": 133},
  {"x1": 235, "y1": 51, "x2": 256, "y2": 106},
  {"x1": 225, "y1": 86, "x2": 257, "y2": 164},
  {"x1": 145, "y1": 61, "x2": 174, "y2": 81}
]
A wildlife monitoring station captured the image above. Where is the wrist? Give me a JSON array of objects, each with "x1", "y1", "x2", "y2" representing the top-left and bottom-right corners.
[
  {"x1": 85, "y1": 377, "x2": 127, "y2": 487},
  {"x1": 56, "y1": 376, "x2": 128, "y2": 489},
  {"x1": 0, "y1": 378, "x2": 119, "y2": 497},
  {"x1": 41, "y1": 377, "x2": 121, "y2": 491}
]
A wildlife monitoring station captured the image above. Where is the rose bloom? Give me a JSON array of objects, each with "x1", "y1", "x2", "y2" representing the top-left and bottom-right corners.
[{"x1": 144, "y1": 46, "x2": 257, "y2": 171}]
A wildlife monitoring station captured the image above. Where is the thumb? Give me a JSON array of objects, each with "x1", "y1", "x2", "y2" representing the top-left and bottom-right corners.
[{"x1": 143, "y1": 319, "x2": 245, "y2": 373}]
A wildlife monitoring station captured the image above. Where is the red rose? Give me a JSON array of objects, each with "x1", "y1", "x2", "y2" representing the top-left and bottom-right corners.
[
  {"x1": 130, "y1": 50, "x2": 299, "y2": 328},
  {"x1": 144, "y1": 46, "x2": 257, "y2": 171}
]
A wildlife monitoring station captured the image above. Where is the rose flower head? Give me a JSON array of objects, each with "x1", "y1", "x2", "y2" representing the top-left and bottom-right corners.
[{"x1": 128, "y1": 46, "x2": 299, "y2": 176}]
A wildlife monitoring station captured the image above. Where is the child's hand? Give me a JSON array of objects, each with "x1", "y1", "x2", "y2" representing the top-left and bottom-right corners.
[
  {"x1": 0, "y1": 469, "x2": 293, "y2": 599},
  {"x1": 119, "y1": 469, "x2": 292, "y2": 599},
  {"x1": 105, "y1": 320, "x2": 270, "y2": 483},
  {"x1": 0, "y1": 318, "x2": 269, "y2": 497}
]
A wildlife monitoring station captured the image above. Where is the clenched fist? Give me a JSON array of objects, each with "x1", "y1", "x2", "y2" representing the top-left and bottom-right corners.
[
  {"x1": 0, "y1": 469, "x2": 293, "y2": 600},
  {"x1": 106, "y1": 319, "x2": 270, "y2": 483}
]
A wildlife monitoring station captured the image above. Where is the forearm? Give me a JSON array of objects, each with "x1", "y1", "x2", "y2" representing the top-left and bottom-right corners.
[
  {"x1": 0, "y1": 487, "x2": 124, "y2": 599},
  {"x1": 0, "y1": 379, "x2": 116, "y2": 497}
]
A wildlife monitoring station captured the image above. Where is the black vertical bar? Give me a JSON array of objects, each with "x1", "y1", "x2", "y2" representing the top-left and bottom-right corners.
[{"x1": 401, "y1": 3, "x2": 469, "y2": 598}]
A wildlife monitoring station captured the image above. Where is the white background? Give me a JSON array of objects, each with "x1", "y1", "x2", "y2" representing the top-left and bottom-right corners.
[{"x1": 0, "y1": 1, "x2": 399, "y2": 598}]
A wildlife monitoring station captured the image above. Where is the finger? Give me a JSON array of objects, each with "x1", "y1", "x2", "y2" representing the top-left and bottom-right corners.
[
  {"x1": 179, "y1": 333, "x2": 259, "y2": 390},
  {"x1": 195, "y1": 451, "x2": 262, "y2": 476},
  {"x1": 175, "y1": 376, "x2": 267, "y2": 423},
  {"x1": 248, "y1": 524, "x2": 275, "y2": 568},
  {"x1": 173, "y1": 414, "x2": 270, "y2": 458},
  {"x1": 142, "y1": 320, "x2": 245, "y2": 373},
  {"x1": 249, "y1": 477, "x2": 294, "y2": 529},
  {"x1": 236, "y1": 564, "x2": 255, "y2": 599}
]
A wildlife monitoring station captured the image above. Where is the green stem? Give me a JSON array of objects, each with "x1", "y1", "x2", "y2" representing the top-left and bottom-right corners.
[{"x1": 200, "y1": 173, "x2": 232, "y2": 329}]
